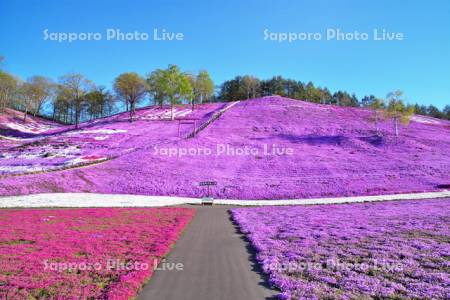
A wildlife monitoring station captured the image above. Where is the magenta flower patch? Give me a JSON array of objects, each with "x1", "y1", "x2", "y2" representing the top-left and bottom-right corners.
[
  {"x1": 232, "y1": 199, "x2": 450, "y2": 299},
  {"x1": 0, "y1": 207, "x2": 195, "y2": 299}
]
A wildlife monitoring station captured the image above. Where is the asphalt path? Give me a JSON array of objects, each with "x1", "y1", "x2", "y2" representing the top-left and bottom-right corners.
[{"x1": 137, "y1": 206, "x2": 278, "y2": 300}]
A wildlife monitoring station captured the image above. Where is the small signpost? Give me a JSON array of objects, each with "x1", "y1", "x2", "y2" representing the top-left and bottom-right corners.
[{"x1": 199, "y1": 181, "x2": 217, "y2": 205}]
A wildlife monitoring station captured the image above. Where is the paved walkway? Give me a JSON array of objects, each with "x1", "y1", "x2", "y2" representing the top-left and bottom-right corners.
[{"x1": 137, "y1": 206, "x2": 278, "y2": 300}]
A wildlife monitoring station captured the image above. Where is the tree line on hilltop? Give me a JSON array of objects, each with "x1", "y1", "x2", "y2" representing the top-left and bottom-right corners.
[
  {"x1": 0, "y1": 58, "x2": 214, "y2": 127},
  {"x1": 218, "y1": 75, "x2": 450, "y2": 121},
  {"x1": 0, "y1": 56, "x2": 449, "y2": 129}
]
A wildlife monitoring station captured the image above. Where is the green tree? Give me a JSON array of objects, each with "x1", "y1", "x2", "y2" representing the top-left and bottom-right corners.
[
  {"x1": 58, "y1": 73, "x2": 93, "y2": 128},
  {"x1": 148, "y1": 65, "x2": 193, "y2": 119},
  {"x1": 147, "y1": 69, "x2": 167, "y2": 107},
  {"x1": 15, "y1": 76, "x2": 53, "y2": 121},
  {"x1": 263, "y1": 76, "x2": 287, "y2": 96},
  {"x1": 187, "y1": 70, "x2": 214, "y2": 110},
  {"x1": 85, "y1": 87, "x2": 115, "y2": 120},
  {"x1": 413, "y1": 103, "x2": 428, "y2": 116},
  {"x1": 161, "y1": 65, "x2": 193, "y2": 120},
  {"x1": 291, "y1": 82, "x2": 306, "y2": 99},
  {"x1": 26, "y1": 76, "x2": 54, "y2": 117},
  {"x1": 305, "y1": 82, "x2": 322, "y2": 103},
  {"x1": 385, "y1": 90, "x2": 414, "y2": 137},
  {"x1": 361, "y1": 95, "x2": 377, "y2": 107},
  {"x1": 332, "y1": 91, "x2": 359, "y2": 107},
  {"x1": 114, "y1": 72, "x2": 148, "y2": 122},
  {"x1": 53, "y1": 85, "x2": 72, "y2": 123},
  {"x1": 219, "y1": 76, "x2": 246, "y2": 101},
  {"x1": 0, "y1": 71, "x2": 18, "y2": 112},
  {"x1": 368, "y1": 98, "x2": 385, "y2": 135},
  {"x1": 443, "y1": 105, "x2": 450, "y2": 120},
  {"x1": 241, "y1": 75, "x2": 260, "y2": 99},
  {"x1": 284, "y1": 79, "x2": 299, "y2": 98},
  {"x1": 17, "y1": 81, "x2": 33, "y2": 122},
  {"x1": 426, "y1": 105, "x2": 444, "y2": 119},
  {"x1": 195, "y1": 70, "x2": 214, "y2": 104},
  {"x1": 318, "y1": 87, "x2": 332, "y2": 104}
]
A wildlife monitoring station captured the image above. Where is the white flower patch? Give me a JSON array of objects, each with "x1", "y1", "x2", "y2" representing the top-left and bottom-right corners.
[
  {"x1": 141, "y1": 110, "x2": 167, "y2": 120},
  {"x1": 287, "y1": 104, "x2": 331, "y2": 111},
  {"x1": 17, "y1": 152, "x2": 44, "y2": 160},
  {"x1": 0, "y1": 155, "x2": 106, "y2": 175},
  {"x1": 65, "y1": 129, "x2": 127, "y2": 135},
  {"x1": 411, "y1": 115, "x2": 442, "y2": 125},
  {"x1": 0, "y1": 153, "x2": 15, "y2": 159},
  {"x1": 1, "y1": 191, "x2": 450, "y2": 208},
  {"x1": 0, "y1": 134, "x2": 38, "y2": 142},
  {"x1": 176, "y1": 109, "x2": 192, "y2": 117},
  {"x1": 0, "y1": 165, "x2": 47, "y2": 174},
  {"x1": 29, "y1": 145, "x2": 80, "y2": 158},
  {"x1": 2, "y1": 145, "x2": 82, "y2": 160},
  {"x1": 5, "y1": 122, "x2": 55, "y2": 134},
  {"x1": 142, "y1": 108, "x2": 192, "y2": 120},
  {"x1": 0, "y1": 143, "x2": 81, "y2": 165},
  {"x1": 94, "y1": 136, "x2": 109, "y2": 141},
  {"x1": 65, "y1": 155, "x2": 107, "y2": 166},
  {"x1": 0, "y1": 152, "x2": 39, "y2": 160},
  {"x1": 42, "y1": 146, "x2": 81, "y2": 158}
]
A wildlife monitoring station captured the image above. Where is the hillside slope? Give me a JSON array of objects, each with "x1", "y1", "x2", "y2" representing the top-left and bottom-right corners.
[
  {"x1": 0, "y1": 103, "x2": 227, "y2": 175},
  {"x1": 0, "y1": 96, "x2": 449, "y2": 199},
  {"x1": 0, "y1": 108, "x2": 62, "y2": 137}
]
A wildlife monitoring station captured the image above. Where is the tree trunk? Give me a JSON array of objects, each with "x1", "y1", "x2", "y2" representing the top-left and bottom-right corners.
[
  {"x1": 75, "y1": 110, "x2": 79, "y2": 129},
  {"x1": 171, "y1": 104, "x2": 175, "y2": 121},
  {"x1": 375, "y1": 111, "x2": 379, "y2": 135},
  {"x1": 34, "y1": 100, "x2": 42, "y2": 117},
  {"x1": 394, "y1": 117, "x2": 399, "y2": 137},
  {"x1": 23, "y1": 107, "x2": 28, "y2": 123},
  {"x1": 129, "y1": 101, "x2": 135, "y2": 122}
]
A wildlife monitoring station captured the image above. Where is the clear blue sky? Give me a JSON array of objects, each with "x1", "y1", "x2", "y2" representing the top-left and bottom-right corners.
[{"x1": 1, "y1": 0, "x2": 449, "y2": 108}]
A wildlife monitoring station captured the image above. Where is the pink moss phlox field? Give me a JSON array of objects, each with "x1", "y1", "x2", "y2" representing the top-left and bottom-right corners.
[
  {"x1": 0, "y1": 207, "x2": 195, "y2": 299},
  {"x1": 231, "y1": 199, "x2": 450, "y2": 299},
  {"x1": 0, "y1": 103, "x2": 225, "y2": 175},
  {"x1": 1, "y1": 97, "x2": 449, "y2": 199}
]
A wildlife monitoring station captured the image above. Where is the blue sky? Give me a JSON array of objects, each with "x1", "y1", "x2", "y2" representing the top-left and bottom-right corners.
[{"x1": 0, "y1": 0, "x2": 449, "y2": 108}]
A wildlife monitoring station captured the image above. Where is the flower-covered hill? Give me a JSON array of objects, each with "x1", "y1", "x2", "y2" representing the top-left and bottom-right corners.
[
  {"x1": 0, "y1": 96, "x2": 449, "y2": 199},
  {"x1": 0, "y1": 108, "x2": 62, "y2": 137},
  {"x1": 0, "y1": 103, "x2": 227, "y2": 175}
]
